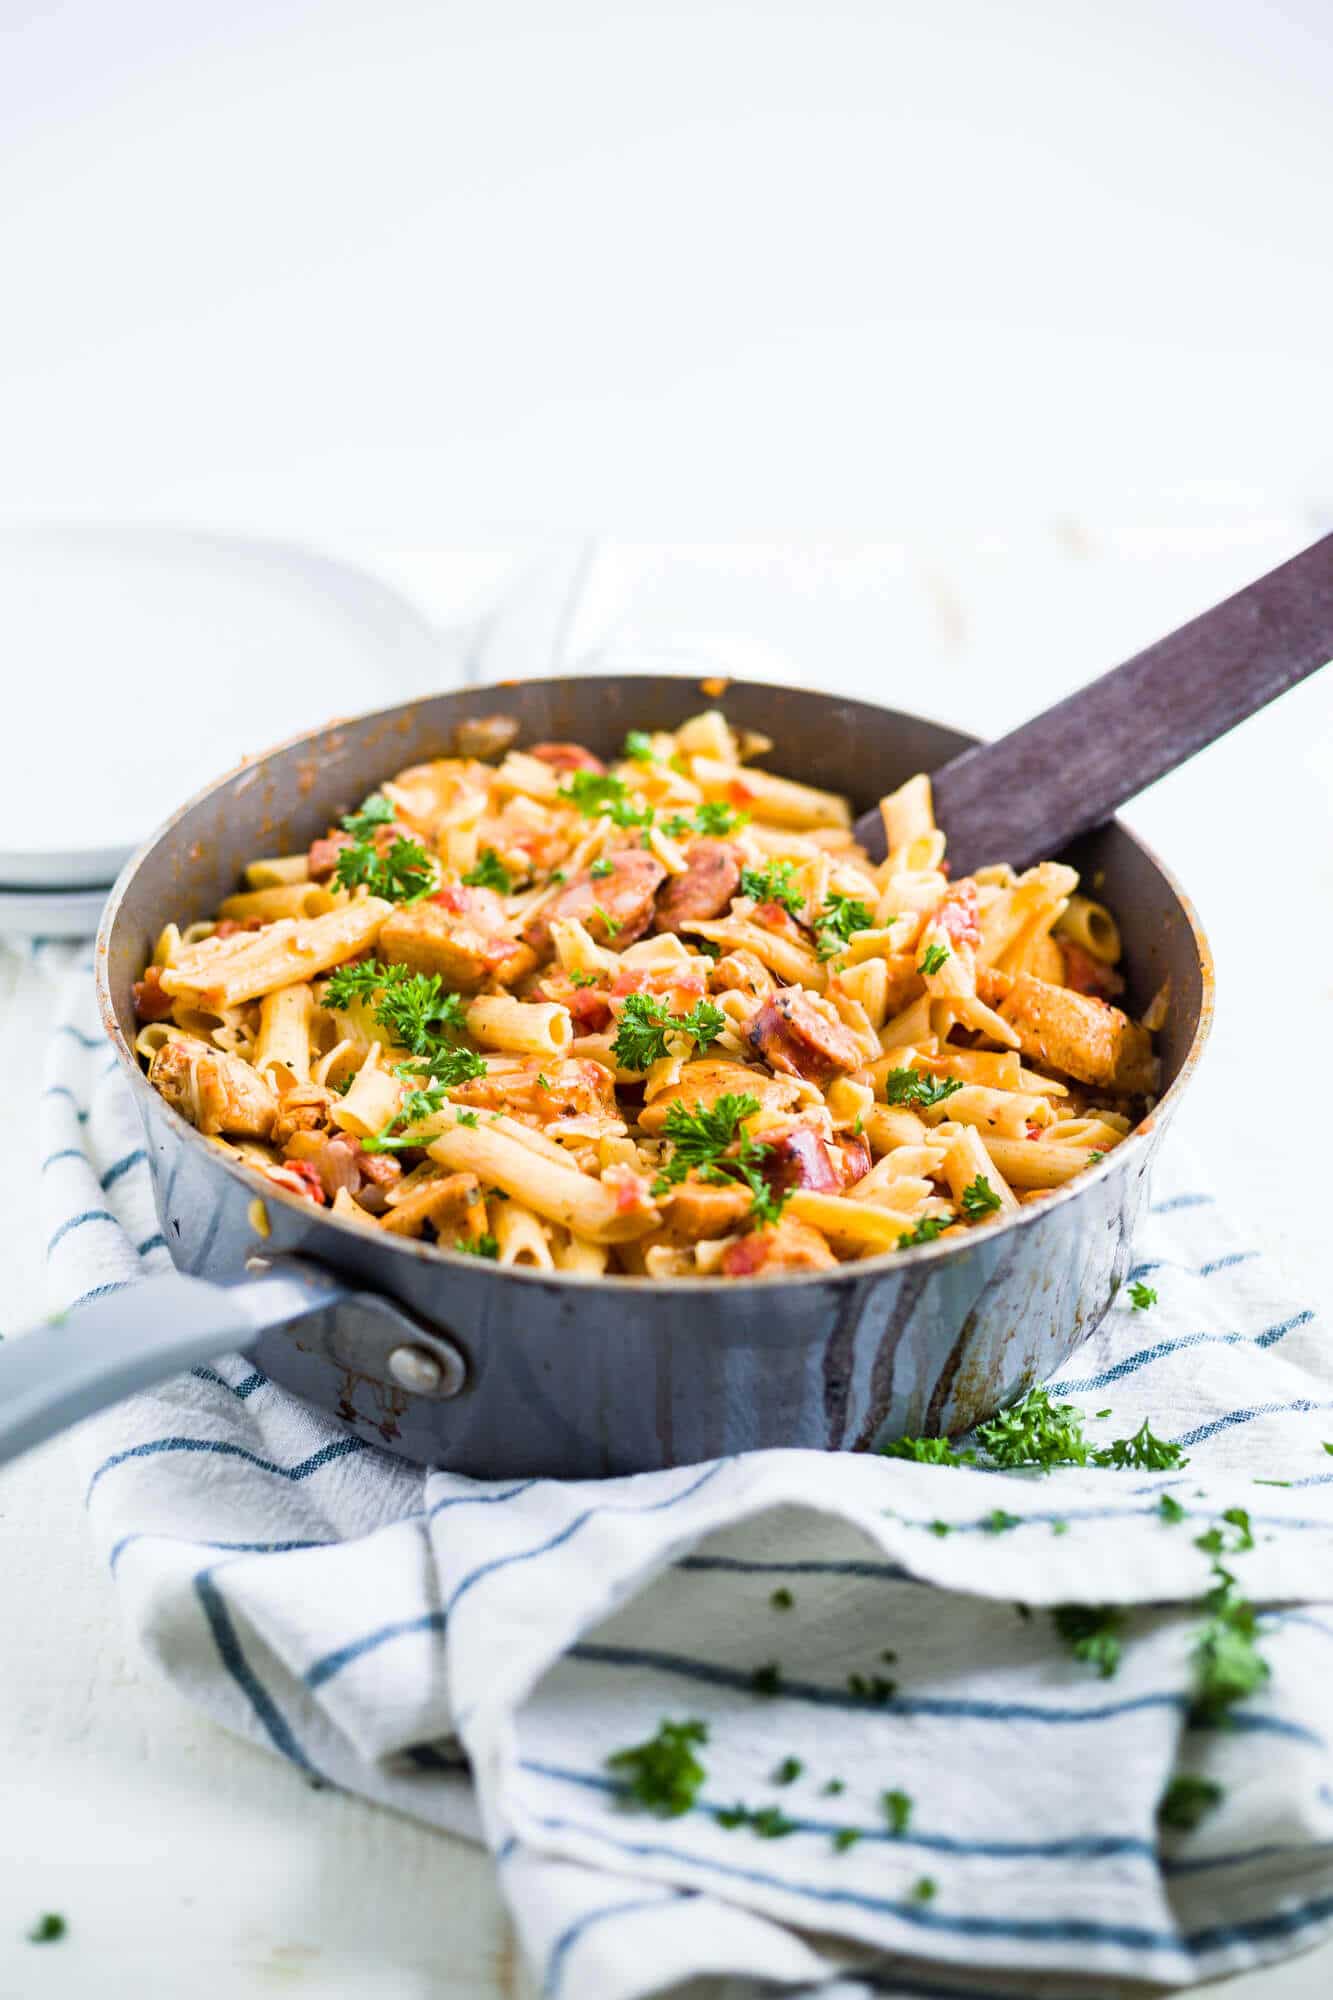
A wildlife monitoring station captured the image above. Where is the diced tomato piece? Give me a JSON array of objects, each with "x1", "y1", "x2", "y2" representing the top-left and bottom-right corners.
[{"x1": 132, "y1": 965, "x2": 174, "y2": 1022}]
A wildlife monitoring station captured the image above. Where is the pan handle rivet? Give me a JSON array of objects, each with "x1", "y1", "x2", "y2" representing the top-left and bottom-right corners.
[{"x1": 387, "y1": 1344, "x2": 445, "y2": 1394}]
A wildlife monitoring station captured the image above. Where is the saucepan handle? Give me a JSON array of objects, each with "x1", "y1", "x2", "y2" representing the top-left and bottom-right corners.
[{"x1": 0, "y1": 1263, "x2": 347, "y2": 1467}]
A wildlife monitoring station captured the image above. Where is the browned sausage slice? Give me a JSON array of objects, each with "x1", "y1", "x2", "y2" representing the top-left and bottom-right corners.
[
  {"x1": 755, "y1": 1122, "x2": 842, "y2": 1194},
  {"x1": 530, "y1": 742, "x2": 606, "y2": 775},
  {"x1": 720, "y1": 1218, "x2": 838, "y2": 1278},
  {"x1": 523, "y1": 850, "x2": 666, "y2": 954},
  {"x1": 653, "y1": 839, "x2": 741, "y2": 934},
  {"x1": 748, "y1": 990, "x2": 863, "y2": 1086}
]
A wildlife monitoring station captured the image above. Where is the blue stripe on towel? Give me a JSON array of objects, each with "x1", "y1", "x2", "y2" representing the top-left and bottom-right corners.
[
  {"x1": 1054, "y1": 1313, "x2": 1315, "y2": 1392},
  {"x1": 565, "y1": 1644, "x2": 1324, "y2": 1745},
  {"x1": 1175, "y1": 1399, "x2": 1333, "y2": 1448},
  {"x1": 194, "y1": 1569, "x2": 318, "y2": 1775},
  {"x1": 87, "y1": 1432, "x2": 366, "y2": 1503},
  {"x1": 544, "y1": 1891, "x2": 688, "y2": 1999},
  {"x1": 305, "y1": 1610, "x2": 448, "y2": 1689},
  {"x1": 47, "y1": 1208, "x2": 116, "y2": 1253},
  {"x1": 102, "y1": 1148, "x2": 147, "y2": 1189}
]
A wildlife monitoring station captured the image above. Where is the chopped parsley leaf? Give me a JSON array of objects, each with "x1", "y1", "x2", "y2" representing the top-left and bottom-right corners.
[
  {"x1": 773, "y1": 1756, "x2": 803, "y2": 1786},
  {"x1": 549, "y1": 868, "x2": 568, "y2": 883},
  {"x1": 611, "y1": 992, "x2": 726, "y2": 1071},
  {"x1": 568, "y1": 969, "x2": 599, "y2": 988},
  {"x1": 536, "y1": 1073, "x2": 551, "y2": 1090},
  {"x1": 770, "y1": 1587, "x2": 794, "y2": 1610},
  {"x1": 650, "y1": 1092, "x2": 785, "y2": 1224},
  {"x1": 27, "y1": 1914, "x2": 65, "y2": 1945},
  {"x1": 847, "y1": 1672, "x2": 896, "y2": 1703},
  {"x1": 454, "y1": 1234, "x2": 499, "y2": 1259},
  {"x1": 1159, "y1": 1492, "x2": 1187, "y2": 1524},
  {"x1": 976, "y1": 1385, "x2": 1088, "y2": 1470},
  {"x1": 1195, "y1": 1507, "x2": 1254, "y2": 1557},
  {"x1": 340, "y1": 793, "x2": 394, "y2": 839},
  {"x1": 462, "y1": 847, "x2": 513, "y2": 894},
  {"x1": 1052, "y1": 1604, "x2": 1124, "y2": 1678},
  {"x1": 590, "y1": 857, "x2": 614, "y2": 878},
  {"x1": 588, "y1": 902, "x2": 622, "y2": 938},
  {"x1": 558, "y1": 769, "x2": 653, "y2": 828},
  {"x1": 883, "y1": 1067, "x2": 964, "y2": 1110},
  {"x1": 607, "y1": 1717, "x2": 708, "y2": 1816},
  {"x1": 1191, "y1": 1563, "x2": 1269, "y2": 1720},
  {"x1": 960, "y1": 1174, "x2": 1002, "y2": 1221},
  {"x1": 823, "y1": 1779, "x2": 845, "y2": 1796},
  {"x1": 717, "y1": 1803, "x2": 796, "y2": 1837},
  {"x1": 896, "y1": 1214, "x2": 955, "y2": 1249},
  {"x1": 882, "y1": 1789, "x2": 913, "y2": 1835},
  {"x1": 751, "y1": 1662, "x2": 783, "y2": 1697},
  {"x1": 694, "y1": 799, "x2": 747, "y2": 836},
  {"x1": 929, "y1": 1519, "x2": 952, "y2": 1536},
  {"x1": 660, "y1": 812, "x2": 691, "y2": 838},
  {"x1": 1158, "y1": 1775, "x2": 1224, "y2": 1832},
  {"x1": 814, "y1": 891, "x2": 874, "y2": 959},
  {"x1": 739, "y1": 861, "x2": 804, "y2": 918},
  {"x1": 324, "y1": 961, "x2": 468, "y2": 1055},
  {"x1": 880, "y1": 1434, "x2": 976, "y2": 1466},
  {"x1": 983, "y1": 1508, "x2": 1020, "y2": 1534},
  {"x1": 1092, "y1": 1418, "x2": 1187, "y2": 1471},
  {"x1": 912, "y1": 1877, "x2": 937, "y2": 1903},
  {"x1": 1128, "y1": 1280, "x2": 1158, "y2": 1310},
  {"x1": 917, "y1": 943, "x2": 949, "y2": 976},
  {"x1": 833, "y1": 1827, "x2": 861, "y2": 1852},
  {"x1": 332, "y1": 801, "x2": 435, "y2": 903},
  {"x1": 456, "y1": 1110, "x2": 480, "y2": 1128},
  {"x1": 622, "y1": 729, "x2": 656, "y2": 763}
]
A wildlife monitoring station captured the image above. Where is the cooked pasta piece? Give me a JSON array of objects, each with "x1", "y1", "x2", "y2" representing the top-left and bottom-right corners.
[{"x1": 134, "y1": 708, "x2": 1160, "y2": 1275}]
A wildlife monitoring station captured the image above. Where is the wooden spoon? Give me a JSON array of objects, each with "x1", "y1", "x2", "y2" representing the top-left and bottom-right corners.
[{"x1": 853, "y1": 532, "x2": 1333, "y2": 875}]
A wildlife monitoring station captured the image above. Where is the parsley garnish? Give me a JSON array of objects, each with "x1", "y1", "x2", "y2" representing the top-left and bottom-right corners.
[
  {"x1": 590, "y1": 857, "x2": 614, "y2": 878},
  {"x1": 332, "y1": 796, "x2": 435, "y2": 903},
  {"x1": 462, "y1": 847, "x2": 513, "y2": 894},
  {"x1": 929, "y1": 1519, "x2": 952, "y2": 1536},
  {"x1": 1191, "y1": 1562, "x2": 1269, "y2": 1720},
  {"x1": 814, "y1": 891, "x2": 874, "y2": 959},
  {"x1": 823, "y1": 1779, "x2": 845, "y2": 1796},
  {"x1": 833, "y1": 1827, "x2": 861, "y2": 1852},
  {"x1": 607, "y1": 1718, "x2": 708, "y2": 1816},
  {"x1": 716, "y1": 1803, "x2": 796, "y2": 1838},
  {"x1": 588, "y1": 902, "x2": 622, "y2": 938},
  {"x1": 1195, "y1": 1507, "x2": 1254, "y2": 1557},
  {"x1": 558, "y1": 769, "x2": 653, "y2": 828},
  {"x1": 569, "y1": 969, "x2": 599, "y2": 988},
  {"x1": 1092, "y1": 1418, "x2": 1187, "y2": 1471},
  {"x1": 360, "y1": 1043, "x2": 489, "y2": 1151},
  {"x1": 739, "y1": 862, "x2": 804, "y2": 918},
  {"x1": 975, "y1": 1386, "x2": 1087, "y2": 1470},
  {"x1": 751, "y1": 1662, "x2": 783, "y2": 1697},
  {"x1": 912, "y1": 1877, "x2": 937, "y2": 1903},
  {"x1": 883, "y1": 1068, "x2": 964, "y2": 1110},
  {"x1": 660, "y1": 813, "x2": 691, "y2": 838},
  {"x1": 1128, "y1": 1281, "x2": 1158, "y2": 1310},
  {"x1": 896, "y1": 1214, "x2": 955, "y2": 1249},
  {"x1": 27, "y1": 1914, "x2": 65, "y2": 1944},
  {"x1": 611, "y1": 992, "x2": 726, "y2": 1071},
  {"x1": 770, "y1": 1587, "x2": 794, "y2": 1610},
  {"x1": 1052, "y1": 1604, "x2": 1124, "y2": 1678},
  {"x1": 1158, "y1": 1775, "x2": 1224, "y2": 1832},
  {"x1": 456, "y1": 1110, "x2": 479, "y2": 1128},
  {"x1": 882, "y1": 1789, "x2": 913, "y2": 1835},
  {"x1": 694, "y1": 799, "x2": 746, "y2": 835},
  {"x1": 455, "y1": 1233, "x2": 499, "y2": 1259},
  {"x1": 773, "y1": 1756, "x2": 803, "y2": 1785},
  {"x1": 960, "y1": 1174, "x2": 1002, "y2": 1220},
  {"x1": 325, "y1": 961, "x2": 468, "y2": 1055},
  {"x1": 549, "y1": 868, "x2": 568, "y2": 883},
  {"x1": 650, "y1": 1093, "x2": 785, "y2": 1223},
  {"x1": 983, "y1": 1508, "x2": 1020, "y2": 1534},
  {"x1": 917, "y1": 944, "x2": 949, "y2": 976},
  {"x1": 622, "y1": 730, "x2": 655, "y2": 763},
  {"x1": 1159, "y1": 1493, "x2": 1187, "y2": 1524},
  {"x1": 881, "y1": 1435, "x2": 976, "y2": 1466},
  {"x1": 847, "y1": 1672, "x2": 896, "y2": 1703}
]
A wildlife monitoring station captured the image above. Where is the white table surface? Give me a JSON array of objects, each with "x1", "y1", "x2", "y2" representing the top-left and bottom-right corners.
[{"x1": 2, "y1": 525, "x2": 1331, "y2": 1998}]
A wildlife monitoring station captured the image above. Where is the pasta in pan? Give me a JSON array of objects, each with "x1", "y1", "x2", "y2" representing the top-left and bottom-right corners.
[{"x1": 134, "y1": 711, "x2": 1161, "y2": 1279}]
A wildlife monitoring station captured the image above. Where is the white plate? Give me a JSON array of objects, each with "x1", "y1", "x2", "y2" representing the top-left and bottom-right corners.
[
  {"x1": 0, "y1": 526, "x2": 456, "y2": 888},
  {"x1": 0, "y1": 882, "x2": 110, "y2": 939}
]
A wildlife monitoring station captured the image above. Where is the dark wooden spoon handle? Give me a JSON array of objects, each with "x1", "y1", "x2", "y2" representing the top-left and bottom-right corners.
[{"x1": 853, "y1": 532, "x2": 1333, "y2": 875}]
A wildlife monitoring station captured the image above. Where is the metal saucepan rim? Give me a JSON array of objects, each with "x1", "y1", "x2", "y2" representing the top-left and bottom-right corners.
[{"x1": 94, "y1": 675, "x2": 1215, "y2": 1294}]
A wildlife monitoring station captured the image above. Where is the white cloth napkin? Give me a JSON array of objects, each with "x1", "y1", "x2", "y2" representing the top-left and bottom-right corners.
[{"x1": 40, "y1": 953, "x2": 1333, "y2": 1999}]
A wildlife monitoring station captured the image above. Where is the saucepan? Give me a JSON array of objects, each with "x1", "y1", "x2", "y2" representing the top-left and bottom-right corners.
[{"x1": 2, "y1": 538, "x2": 1329, "y2": 1477}]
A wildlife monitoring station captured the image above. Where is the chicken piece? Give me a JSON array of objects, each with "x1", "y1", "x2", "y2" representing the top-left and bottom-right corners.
[
  {"x1": 149, "y1": 1039, "x2": 278, "y2": 1140},
  {"x1": 133, "y1": 964, "x2": 174, "y2": 1022},
  {"x1": 379, "y1": 882, "x2": 529, "y2": 991},
  {"x1": 653, "y1": 839, "x2": 742, "y2": 934},
  {"x1": 979, "y1": 968, "x2": 1157, "y2": 1097},
  {"x1": 932, "y1": 879, "x2": 981, "y2": 950},
  {"x1": 381, "y1": 1170, "x2": 486, "y2": 1238},
  {"x1": 638, "y1": 1057, "x2": 802, "y2": 1134},
  {"x1": 656, "y1": 1180, "x2": 753, "y2": 1241},
  {"x1": 748, "y1": 990, "x2": 863, "y2": 1087},
  {"x1": 453, "y1": 715, "x2": 519, "y2": 761},
  {"x1": 523, "y1": 850, "x2": 666, "y2": 955},
  {"x1": 448, "y1": 1056, "x2": 618, "y2": 1124},
  {"x1": 529, "y1": 742, "x2": 606, "y2": 774},
  {"x1": 708, "y1": 949, "x2": 775, "y2": 1007},
  {"x1": 271, "y1": 1081, "x2": 337, "y2": 1147},
  {"x1": 720, "y1": 1218, "x2": 839, "y2": 1278}
]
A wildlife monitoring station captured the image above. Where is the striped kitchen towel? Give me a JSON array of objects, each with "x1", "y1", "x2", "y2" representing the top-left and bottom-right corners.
[{"x1": 39, "y1": 953, "x2": 1333, "y2": 2000}]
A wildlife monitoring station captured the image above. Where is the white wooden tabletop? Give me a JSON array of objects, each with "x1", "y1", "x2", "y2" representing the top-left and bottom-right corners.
[{"x1": 2, "y1": 524, "x2": 1331, "y2": 1998}]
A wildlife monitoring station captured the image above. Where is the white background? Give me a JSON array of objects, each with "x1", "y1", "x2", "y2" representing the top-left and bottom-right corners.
[{"x1": 1, "y1": 0, "x2": 1332, "y2": 1994}]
